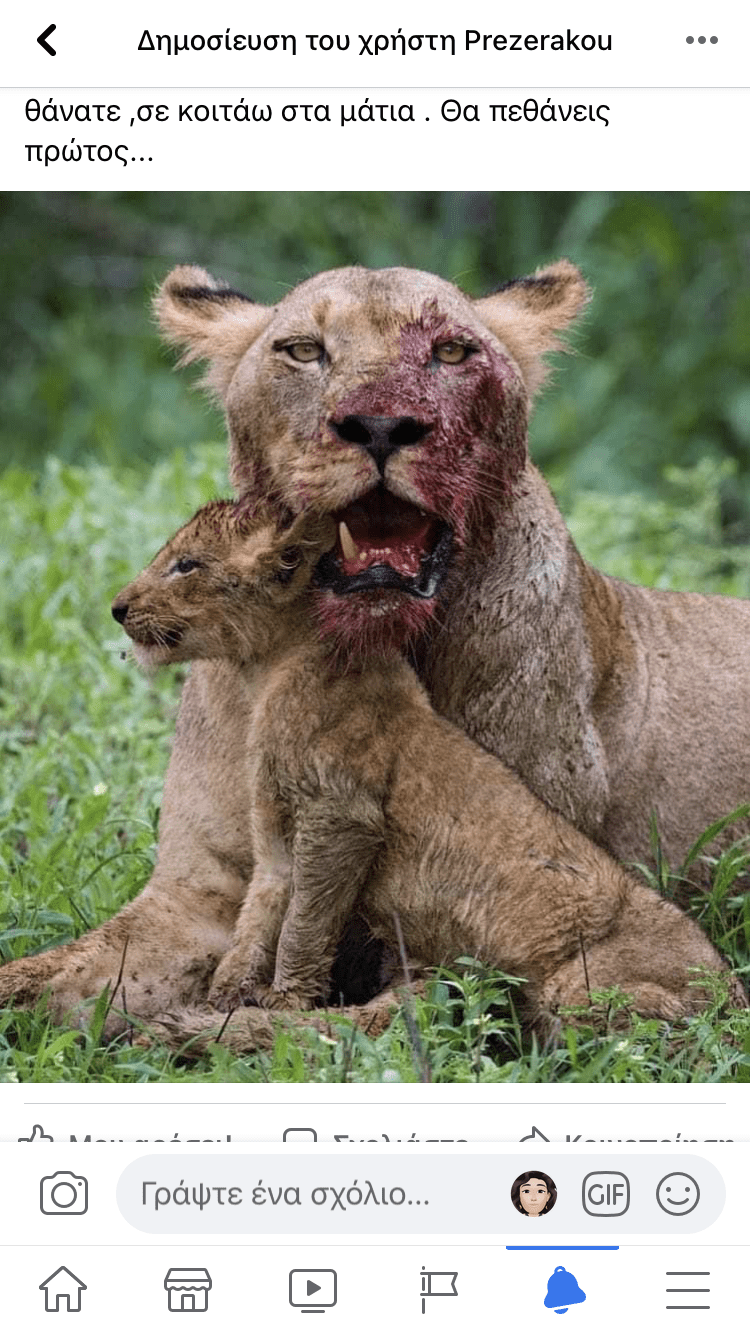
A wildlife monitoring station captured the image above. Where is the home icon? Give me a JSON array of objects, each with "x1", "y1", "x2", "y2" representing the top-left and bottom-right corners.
[
  {"x1": 164, "y1": 1268, "x2": 212, "y2": 1312},
  {"x1": 39, "y1": 1266, "x2": 87, "y2": 1312}
]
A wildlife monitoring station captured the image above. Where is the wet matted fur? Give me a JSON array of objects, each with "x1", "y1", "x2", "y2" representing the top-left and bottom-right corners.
[{"x1": 1, "y1": 260, "x2": 749, "y2": 1043}]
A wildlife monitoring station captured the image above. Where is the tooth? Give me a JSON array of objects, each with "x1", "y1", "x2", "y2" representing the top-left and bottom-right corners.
[{"x1": 338, "y1": 521, "x2": 357, "y2": 562}]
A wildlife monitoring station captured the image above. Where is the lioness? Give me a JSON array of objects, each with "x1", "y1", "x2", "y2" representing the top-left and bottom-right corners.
[
  {"x1": 151, "y1": 261, "x2": 750, "y2": 862},
  {"x1": 2, "y1": 259, "x2": 749, "y2": 1031},
  {"x1": 112, "y1": 498, "x2": 742, "y2": 1026}
]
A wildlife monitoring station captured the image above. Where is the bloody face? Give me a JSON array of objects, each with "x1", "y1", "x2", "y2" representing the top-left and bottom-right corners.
[{"x1": 223, "y1": 270, "x2": 530, "y2": 659}]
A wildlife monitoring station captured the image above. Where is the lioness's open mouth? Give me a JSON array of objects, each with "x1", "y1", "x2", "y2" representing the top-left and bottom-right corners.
[{"x1": 314, "y1": 486, "x2": 452, "y2": 600}]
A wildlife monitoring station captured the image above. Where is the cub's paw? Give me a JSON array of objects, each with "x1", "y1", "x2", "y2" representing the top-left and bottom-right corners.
[
  {"x1": 207, "y1": 970, "x2": 256, "y2": 1012},
  {"x1": 206, "y1": 982, "x2": 247, "y2": 1013},
  {"x1": 208, "y1": 949, "x2": 271, "y2": 1011},
  {"x1": 249, "y1": 983, "x2": 315, "y2": 1012}
]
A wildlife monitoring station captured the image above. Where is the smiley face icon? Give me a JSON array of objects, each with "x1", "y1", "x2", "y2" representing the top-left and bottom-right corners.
[{"x1": 656, "y1": 1172, "x2": 700, "y2": 1216}]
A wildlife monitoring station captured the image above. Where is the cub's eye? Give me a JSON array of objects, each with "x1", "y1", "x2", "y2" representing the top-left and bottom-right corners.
[
  {"x1": 171, "y1": 557, "x2": 201, "y2": 575},
  {"x1": 434, "y1": 341, "x2": 470, "y2": 365},
  {"x1": 285, "y1": 341, "x2": 323, "y2": 363}
]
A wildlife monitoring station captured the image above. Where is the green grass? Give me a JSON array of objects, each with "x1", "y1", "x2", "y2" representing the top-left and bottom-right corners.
[{"x1": 2, "y1": 447, "x2": 750, "y2": 1083}]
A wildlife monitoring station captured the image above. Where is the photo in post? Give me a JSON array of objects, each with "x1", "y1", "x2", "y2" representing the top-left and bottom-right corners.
[{"x1": 1, "y1": 190, "x2": 749, "y2": 1085}]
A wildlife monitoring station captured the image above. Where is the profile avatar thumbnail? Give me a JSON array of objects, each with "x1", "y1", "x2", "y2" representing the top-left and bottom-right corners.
[{"x1": 510, "y1": 1170, "x2": 557, "y2": 1217}]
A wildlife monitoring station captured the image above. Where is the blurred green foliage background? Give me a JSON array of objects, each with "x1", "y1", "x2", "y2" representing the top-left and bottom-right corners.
[{"x1": 2, "y1": 190, "x2": 750, "y2": 516}]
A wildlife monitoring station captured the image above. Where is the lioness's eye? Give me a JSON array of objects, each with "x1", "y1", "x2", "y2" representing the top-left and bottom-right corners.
[
  {"x1": 285, "y1": 341, "x2": 323, "y2": 363},
  {"x1": 434, "y1": 341, "x2": 470, "y2": 364},
  {"x1": 171, "y1": 557, "x2": 201, "y2": 575}
]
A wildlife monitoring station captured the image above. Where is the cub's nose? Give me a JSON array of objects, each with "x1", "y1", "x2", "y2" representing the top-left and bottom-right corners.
[
  {"x1": 111, "y1": 601, "x2": 128, "y2": 624},
  {"x1": 331, "y1": 414, "x2": 432, "y2": 474}
]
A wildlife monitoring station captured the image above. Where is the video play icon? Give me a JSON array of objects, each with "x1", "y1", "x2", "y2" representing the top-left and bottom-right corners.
[{"x1": 288, "y1": 1270, "x2": 337, "y2": 1312}]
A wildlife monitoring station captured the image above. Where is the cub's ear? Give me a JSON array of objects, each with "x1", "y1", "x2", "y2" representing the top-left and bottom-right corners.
[
  {"x1": 280, "y1": 511, "x2": 338, "y2": 555},
  {"x1": 236, "y1": 513, "x2": 336, "y2": 587},
  {"x1": 153, "y1": 265, "x2": 273, "y2": 398},
  {"x1": 264, "y1": 513, "x2": 337, "y2": 587},
  {"x1": 473, "y1": 259, "x2": 590, "y2": 397}
]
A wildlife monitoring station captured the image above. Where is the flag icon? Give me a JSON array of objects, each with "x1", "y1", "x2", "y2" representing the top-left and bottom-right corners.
[{"x1": 420, "y1": 1267, "x2": 458, "y2": 1314}]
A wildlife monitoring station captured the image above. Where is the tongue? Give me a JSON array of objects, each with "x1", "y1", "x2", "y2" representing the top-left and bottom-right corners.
[{"x1": 337, "y1": 493, "x2": 436, "y2": 578}]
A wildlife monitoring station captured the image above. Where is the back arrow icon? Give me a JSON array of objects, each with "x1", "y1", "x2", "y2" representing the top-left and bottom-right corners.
[{"x1": 37, "y1": 24, "x2": 57, "y2": 56}]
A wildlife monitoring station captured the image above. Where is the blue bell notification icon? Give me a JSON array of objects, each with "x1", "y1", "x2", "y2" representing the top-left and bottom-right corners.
[{"x1": 543, "y1": 1265, "x2": 587, "y2": 1314}]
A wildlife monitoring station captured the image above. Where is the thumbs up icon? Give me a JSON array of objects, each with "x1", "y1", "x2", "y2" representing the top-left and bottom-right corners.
[{"x1": 18, "y1": 1125, "x2": 53, "y2": 1142}]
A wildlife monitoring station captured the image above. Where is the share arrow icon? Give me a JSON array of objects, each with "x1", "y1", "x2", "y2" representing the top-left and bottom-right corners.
[{"x1": 37, "y1": 24, "x2": 57, "y2": 56}]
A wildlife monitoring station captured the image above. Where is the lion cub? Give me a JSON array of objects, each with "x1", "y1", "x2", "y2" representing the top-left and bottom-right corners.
[{"x1": 114, "y1": 501, "x2": 744, "y2": 1024}]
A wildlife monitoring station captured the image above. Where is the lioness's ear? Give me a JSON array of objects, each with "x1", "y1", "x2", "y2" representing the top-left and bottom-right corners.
[
  {"x1": 474, "y1": 259, "x2": 589, "y2": 397},
  {"x1": 154, "y1": 265, "x2": 273, "y2": 397}
]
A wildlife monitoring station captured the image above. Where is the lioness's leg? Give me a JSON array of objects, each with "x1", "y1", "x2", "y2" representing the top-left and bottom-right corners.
[
  {"x1": 146, "y1": 982, "x2": 420, "y2": 1055},
  {"x1": 0, "y1": 877, "x2": 240, "y2": 1032},
  {"x1": 0, "y1": 663, "x2": 252, "y2": 1031}
]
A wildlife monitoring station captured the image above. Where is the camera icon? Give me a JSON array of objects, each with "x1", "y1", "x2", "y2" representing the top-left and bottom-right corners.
[{"x1": 40, "y1": 1171, "x2": 89, "y2": 1215}]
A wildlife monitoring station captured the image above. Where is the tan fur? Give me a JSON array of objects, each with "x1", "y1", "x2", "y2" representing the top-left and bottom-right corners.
[
  {"x1": 141, "y1": 987, "x2": 414, "y2": 1058},
  {"x1": 3, "y1": 260, "x2": 749, "y2": 1040},
  {"x1": 0, "y1": 506, "x2": 330, "y2": 1033},
  {"x1": 123, "y1": 506, "x2": 746, "y2": 1031},
  {"x1": 152, "y1": 261, "x2": 750, "y2": 872}
]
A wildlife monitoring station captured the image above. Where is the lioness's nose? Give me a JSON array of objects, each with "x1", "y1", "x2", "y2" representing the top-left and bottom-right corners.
[
  {"x1": 111, "y1": 601, "x2": 128, "y2": 624},
  {"x1": 331, "y1": 414, "x2": 432, "y2": 474}
]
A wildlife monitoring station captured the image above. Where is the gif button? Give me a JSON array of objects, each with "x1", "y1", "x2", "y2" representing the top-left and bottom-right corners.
[{"x1": 582, "y1": 1171, "x2": 630, "y2": 1217}]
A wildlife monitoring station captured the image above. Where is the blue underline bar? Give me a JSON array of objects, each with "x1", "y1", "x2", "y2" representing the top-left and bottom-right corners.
[{"x1": 506, "y1": 1245, "x2": 620, "y2": 1251}]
